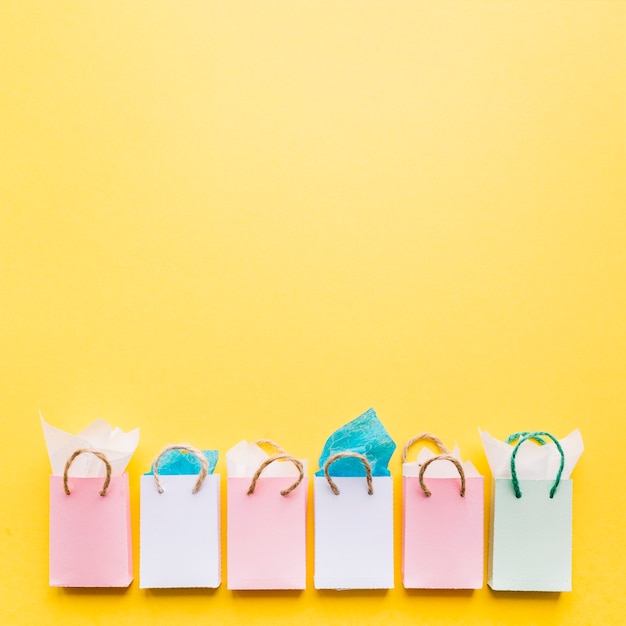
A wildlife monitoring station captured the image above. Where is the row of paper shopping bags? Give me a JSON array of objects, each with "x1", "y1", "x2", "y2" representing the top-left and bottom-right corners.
[{"x1": 42, "y1": 409, "x2": 584, "y2": 592}]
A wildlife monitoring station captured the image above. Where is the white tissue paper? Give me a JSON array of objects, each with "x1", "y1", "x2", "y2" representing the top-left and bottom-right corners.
[
  {"x1": 402, "y1": 445, "x2": 482, "y2": 478},
  {"x1": 41, "y1": 413, "x2": 140, "y2": 477},
  {"x1": 226, "y1": 440, "x2": 307, "y2": 477},
  {"x1": 479, "y1": 429, "x2": 584, "y2": 480}
]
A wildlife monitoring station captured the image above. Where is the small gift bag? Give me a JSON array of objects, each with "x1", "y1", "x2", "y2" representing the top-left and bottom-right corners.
[
  {"x1": 401, "y1": 434, "x2": 484, "y2": 589},
  {"x1": 313, "y1": 408, "x2": 396, "y2": 590},
  {"x1": 482, "y1": 429, "x2": 584, "y2": 592},
  {"x1": 140, "y1": 444, "x2": 221, "y2": 588},
  {"x1": 49, "y1": 449, "x2": 133, "y2": 587},
  {"x1": 314, "y1": 452, "x2": 394, "y2": 589},
  {"x1": 227, "y1": 440, "x2": 307, "y2": 590},
  {"x1": 43, "y1": 416, "x2": 138, "y2": 587}
]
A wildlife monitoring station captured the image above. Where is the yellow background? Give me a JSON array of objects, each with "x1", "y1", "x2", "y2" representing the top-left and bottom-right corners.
[{"x1": 1, "y1": 1, "x2": 625, "y2": 624}]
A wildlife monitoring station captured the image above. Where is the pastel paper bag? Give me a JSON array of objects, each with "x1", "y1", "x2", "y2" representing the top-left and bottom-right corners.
[
  {"x1": 483, "y1": 430, "x2": 583, "y2": 591},
  {"x1": 227, "y1": 442, "x2": 307, "y2": 590},
  {"x1": 140, "y1": 444, "x2": 221, "y2": 588},
  {"x1": 49, "y1": 449, "x2": 133, "y2": 587},
  {"x1": 402, "y1": 455, "x2": 484, "y2": 589},
  {"x1": 402, "y1": 440, "x2": 484, "y2": 589},
  {"x1": 314, "y1": 453, "x2": 394, "y2": 590}
]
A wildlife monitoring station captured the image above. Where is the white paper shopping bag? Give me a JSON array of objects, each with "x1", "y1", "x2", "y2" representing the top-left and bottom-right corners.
[
  {"x1": 314, "y1": 452, "x2": 394, "y2": 590},
  {"x1": 482, "y1": 430, "x2": 584, "y2": 592},
  {"x1": 140, "y1": 444, "x2": 221, "y2": 588}
]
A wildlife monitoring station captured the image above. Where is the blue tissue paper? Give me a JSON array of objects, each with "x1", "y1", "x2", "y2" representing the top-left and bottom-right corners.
[
  {"x1": 315, "y1": 408, "x2": 396, "y2": 477},
  {"x1": 145, "y1": 449, "x2": 218, "y2": 475}
]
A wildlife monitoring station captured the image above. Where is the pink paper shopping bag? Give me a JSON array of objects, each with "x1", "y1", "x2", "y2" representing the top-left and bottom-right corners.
[
  {"x1": 401, "y1": 434, "x2": 483, "y2": 589},
  {"x1": 49, "y1": 449, "x2": 133, "y2": 587},
  {"x1": 227, "y1": 440, "x2": 307, "y2": 590}
]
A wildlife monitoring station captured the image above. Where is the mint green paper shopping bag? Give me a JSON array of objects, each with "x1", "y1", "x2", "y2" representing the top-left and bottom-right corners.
[{"x1": 481, "y1": 430, "x2": 583, "y2": 592}]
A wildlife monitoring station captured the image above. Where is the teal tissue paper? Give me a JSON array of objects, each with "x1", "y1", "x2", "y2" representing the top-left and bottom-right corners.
[
  {"x1": 315, "y1": 408, "x2": 396, "y2": 477},
  {"x1": 146, "y1": 449, "x2": 218, "y2": 475}
]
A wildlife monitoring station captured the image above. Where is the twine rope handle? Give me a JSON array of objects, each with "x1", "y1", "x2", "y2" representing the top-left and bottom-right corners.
[
  {"x1": 323, "y1": 452, "x2": 374, "y2": 496},
  {"x1": 401, "y1": 433, "x2": 449, "y2": 463},
  {"x1": 254, "y1": 439, "x2": 286, "y2": 455},
  {"x1": 418, "y1": 454, "x2": 466, "y2": 497},
  {"x1": 63, "y1": 449, "x2": 112, "y2": 497},
  {"x1": 152, "y1": 443, "x2": 209, "y2": 495},
  {"x1": 510, "y1": 431, "x2": 565, "y2": 499},
  {"x1": 247, "y1": 454, "x2": 304, "y2": 496}
]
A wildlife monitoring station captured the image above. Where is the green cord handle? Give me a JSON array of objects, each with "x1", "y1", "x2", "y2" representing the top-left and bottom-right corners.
[
  {"x1": 506, "y1": 431, "x2": 546, "y2": 446},
  {"x1": 510, "y1": 431, "x2": 565, "y2": 499}
]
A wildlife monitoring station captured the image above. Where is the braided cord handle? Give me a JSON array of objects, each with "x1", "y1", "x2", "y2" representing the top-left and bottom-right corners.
[{"x1": 510, "y1": 431, "x2": 565, "y2": 499}]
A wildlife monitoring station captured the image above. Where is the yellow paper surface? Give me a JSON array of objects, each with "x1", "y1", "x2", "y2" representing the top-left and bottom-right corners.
[{"x1": 1, "y1": 1, "x2": 624, "y2": 624}]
